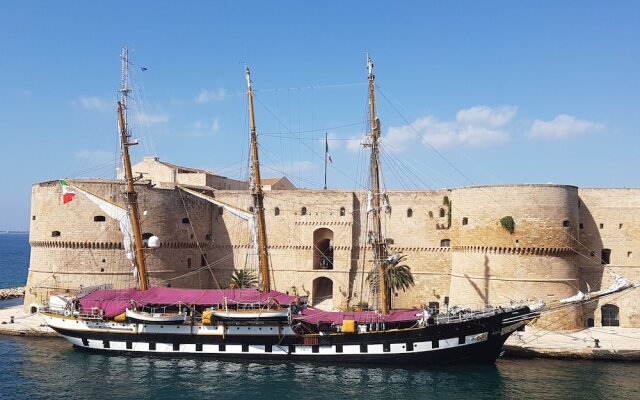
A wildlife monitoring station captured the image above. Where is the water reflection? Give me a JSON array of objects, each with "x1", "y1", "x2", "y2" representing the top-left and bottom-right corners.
[{"x1": 3, "y1": 336, "x2": 640, "y2": 400}]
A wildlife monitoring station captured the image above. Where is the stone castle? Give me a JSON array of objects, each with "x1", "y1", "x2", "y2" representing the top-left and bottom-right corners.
[{"x1": 24, "y1": 157, "x2": 640, "y2": 330}]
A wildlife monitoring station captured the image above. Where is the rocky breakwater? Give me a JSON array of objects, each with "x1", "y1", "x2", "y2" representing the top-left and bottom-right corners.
[{"x1": 0, "y1": 287, "x2": 25, "y2": 300}]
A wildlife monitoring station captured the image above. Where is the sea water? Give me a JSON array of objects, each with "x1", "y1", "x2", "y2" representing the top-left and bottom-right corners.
[{"x1": 1, "y1": 234, "x2": 640, "y2": 400}]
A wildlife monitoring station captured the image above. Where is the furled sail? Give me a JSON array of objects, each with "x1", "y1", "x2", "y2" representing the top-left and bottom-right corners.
[
  {"x1": 178, "y1": 186, "x2": 258, "y2": 255},
  {"x1": 560, "y1": 272, "x2": 634, "y2": 304},
  {"x1": 71, "y1": 185, "x2": 135, "y2": 265}
]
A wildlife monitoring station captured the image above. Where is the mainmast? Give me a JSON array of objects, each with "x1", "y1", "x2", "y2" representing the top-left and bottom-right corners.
[
  {"x1": 246, "y1": 67, "x2": 271, "y2": 293},
  {"x1": 367, "y1": 54, "x2": 389, "y2": 315},
  {"x1": 119, "y1": 47, "x2": 149, "y2": 291}
]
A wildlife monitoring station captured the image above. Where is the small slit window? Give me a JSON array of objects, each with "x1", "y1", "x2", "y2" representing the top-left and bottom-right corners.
[
  {"x1": 32, "y1": 215, "x2": 36, "y2": 221},
  {"x1": 94, "y1": 215, "x2": 106, "y2": 222},
  {"x1": 407, "y1": 208, "x2": 413, "y2": 218},
  {"x1": 579, "y1": 223, "x2": 584, "y2": 229},
  {"x1": 274, "y1": 207, "x2": 280, "y2": 216},
  {"x1": 301, "y1": 207, "x2": 307, "y2": 216},
  {"x1": 182, "y1": 217, "x2": 190, "y2": 224},
  {"x1": 439, "y1": 208, "x2": 445, "y2": 218},
  {"x1": 462, "y1": 217, "x2": 468, "y2": 226},
  {"x1": 51, "y1": 231, "x2": 61, "y2": 237},
  {"x1": 562, "y1": 220, "x2": 570, "y2": 228},
  {"x1": 599, "y1": 223, "x2": 604, "y2": 229},
  {"x1": 619, "y1": 223, "x2": 623, "y2": 229},
  {"x1": 340, "y1": 207, "x2": 346, "y2": 217},
  {"x1": 218, "y1": 207, "x2": 224, "y2": 216}
]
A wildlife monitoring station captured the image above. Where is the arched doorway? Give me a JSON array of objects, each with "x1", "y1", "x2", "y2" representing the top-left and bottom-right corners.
[
  {"x1": 312, "y1": 277, "x2": 333, "y2": 310},
  {"x1": 313, "y1": 228, "x2": 334, "y2": 270}
]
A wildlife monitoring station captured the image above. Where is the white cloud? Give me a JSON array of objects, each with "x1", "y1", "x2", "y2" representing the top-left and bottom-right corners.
[
  {"x1": 378, "y1": 105, "x2": 516, "y2": 152},
  {"x1": 188, "y1": 118, "x2": 220, "y2": 137},
  {"x1": 529, "y1": 114, "x2": 604, "y2": 139},
  {"x1": 456, "y1": 106, "x2": 517, "y2": 129},
  {"x1": 135, "y1": 112, "x2": 168, "y2": 127},
  {"x1": 196, "y1": 88, "x2": 227, "y2": 103},
  {"x1": 79, "y1": 96, "x2": 112, "y2": 113},
  {"x1": 346, "y1": 135, "x2": 366, "y2": 153},
  {"x1": 75, "y1": 149, "x2": 114, "y2": 163}
]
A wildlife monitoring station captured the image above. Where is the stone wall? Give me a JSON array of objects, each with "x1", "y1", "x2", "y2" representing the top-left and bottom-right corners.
[{"x1": 25, "y1": 181, "x2": 640, "y2": 329}]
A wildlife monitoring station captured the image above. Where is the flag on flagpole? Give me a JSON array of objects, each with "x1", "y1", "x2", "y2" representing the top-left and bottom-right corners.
[
  {"x1": 59, "y1": 180, "x2": 76, "y2": 204},
  {"x1": 325, "y1": 136, "x2": 333, "y2": 163}
]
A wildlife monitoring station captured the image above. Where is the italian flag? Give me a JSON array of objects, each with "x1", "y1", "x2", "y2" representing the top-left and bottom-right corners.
[{"x1": 59, "y1": 180, "x2": 76, "y2": 204}]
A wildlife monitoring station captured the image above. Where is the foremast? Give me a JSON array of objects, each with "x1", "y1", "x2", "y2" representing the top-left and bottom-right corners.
[
  {"x1": 245, "y1": 67, "x2": 271, "y2": 293},
  {"x1": 118, "y1": 47, "x2": 148, "y2": 291},
  {"x1": 367, "y1": 54, "x2": 389, "y2": 315}
]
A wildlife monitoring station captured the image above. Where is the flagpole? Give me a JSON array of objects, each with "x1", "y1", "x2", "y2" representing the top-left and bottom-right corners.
[{"x1": 324, "y1": 132, "x2": 328, "y2": 190}]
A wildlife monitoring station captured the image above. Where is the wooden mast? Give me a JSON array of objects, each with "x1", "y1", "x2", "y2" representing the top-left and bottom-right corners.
[
  {"x1": 119, "y1": 47, "x2": 149, "y2": 291},
  {"x1": 367, "y1": 54, "x2": 389, "y2": 315},
  {"x1": 246, "y1": 67, "x2": 271, "y2": 293}
]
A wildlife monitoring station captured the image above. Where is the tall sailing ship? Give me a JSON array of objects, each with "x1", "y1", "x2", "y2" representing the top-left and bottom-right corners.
[{"x1": 42, "y1": 49, "x2": 544, "y2": 366}]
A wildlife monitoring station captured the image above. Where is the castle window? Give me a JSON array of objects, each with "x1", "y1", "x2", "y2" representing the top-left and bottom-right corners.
[
  {"x1": 562, "y1": 220, "x2": 570, "y2": 228},
  {"x1": 407, "y1": 208, "x2": 413, "y2": 218},
  {"x1": 439, "y1": 208, "x2": 445, "y2": 218},
  {"x1": 628, "y1": 252, "x2": 632, "y2": 258},
  {"x1": 182, "y1": 218, "x2": 190, "y2": 224},
  {"x1": 201, "y1": 254, "x2": 207, "y2": 267},
  {"x1": 187, "y1": 258, "x2": 192, "y2": 269},
  {"x1": 274, "y1": 207, "x2": 280, "y2": 216},
  {"x1": 599, "y1": 223, "x2": 604, "y2": 229},
  {"x1": 340, "y1": 207, "x2": 346, "y2": 217},
  {"x1": 94, "y1": 215, "x2": 106, "y2": 222},
  {"x1": 249, "y1": 207, "x2": 254, "y2": 213},
  {"x1": 218, "y1": 207, "x2": 224, "y2": 216},
  {"x1": 301, "y1": 207, "x2": 307, "y2": 216},
  {"x1": 462, "y1": 217, "x2": 468, "y2": 226},
  {"x1": 440, "y1": 239, "x2": 451, "y2": 247},
  {"x1": 142, "y1": 232, "x2": 154, "y2": 241},
  {"x1": 619, "y1": 223, "x2": 623, "y2": 229},
  {"x1": 601, "y1": 304, "x2": 619, "y2": 327},
  {"x1": 586, "y1": 318, "x2": 594, "y2": 328},
  {"x1": 205, "y1": 234, "x2": 212, "y2": 241},
  {"x1": 51, "y1": 231, "x2": 61, "y2": 237},
  {"x1": 32, "y1": 215, "x2": 36, "y2": 221},
  {"x1": 601, "y1": 248, "x2": 611, "y2": 265},
  {"x1": 579, "y1": 223, "x2": 584, "y2": 229}
]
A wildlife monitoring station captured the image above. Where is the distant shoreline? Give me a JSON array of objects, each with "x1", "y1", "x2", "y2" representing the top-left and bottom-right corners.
[{"x1": 0, "y1": 231, "x2": 28, "y2": 235}]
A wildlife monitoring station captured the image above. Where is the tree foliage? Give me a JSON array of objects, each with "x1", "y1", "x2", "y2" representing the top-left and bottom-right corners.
[
  {"x1": 500, "y1": 216, "x2": 516, "y2": 234},
  {"x1": 229, "y1": 268, "x2": 258, "y2": 289},
  {"x1": 366, "y1": 254, "x2": 415, "y2": 294}
]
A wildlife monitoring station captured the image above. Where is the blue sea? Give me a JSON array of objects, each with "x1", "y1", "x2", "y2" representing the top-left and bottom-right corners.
[{"x1": 1, "y1": 233, "x2": 640, "y2": 399}]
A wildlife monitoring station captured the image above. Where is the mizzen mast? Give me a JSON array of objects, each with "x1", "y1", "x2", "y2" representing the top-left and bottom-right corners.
[
  {"x1": 246, "y1": 67, "x2": 271, "y2": 293},
  {"x1": 118, "y1": 47, "x2": 149, "y2": 291},
  {"x1": 367, "y1": 54, "x2": 389, "y2": 315}
]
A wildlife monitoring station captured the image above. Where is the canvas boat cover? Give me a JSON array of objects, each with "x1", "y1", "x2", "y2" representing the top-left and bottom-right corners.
[
  {"x1": 294, "y1": 307, "x2": 425, "y2": 324},
  {"x1": 80, "y1": 287, "x2": 296, "y2": 317}
]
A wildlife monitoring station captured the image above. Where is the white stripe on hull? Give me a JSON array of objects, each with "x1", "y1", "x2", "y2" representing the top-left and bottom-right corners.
[{"x1": 59, "y1": 330, "x2": 492, "y2": 357}]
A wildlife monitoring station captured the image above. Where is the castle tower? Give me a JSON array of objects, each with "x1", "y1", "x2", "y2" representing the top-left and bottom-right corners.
[{"x1": 449, "y1": 184, "x2": 583, "y2": 329}]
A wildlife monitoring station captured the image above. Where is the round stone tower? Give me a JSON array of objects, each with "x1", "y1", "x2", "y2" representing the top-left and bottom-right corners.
[
  {"x1": 449, "y1": 184, "x2": 583, "y2": 329},
  {"x1": 25, "y1": 179, "x2": 216, "y2": 310}
]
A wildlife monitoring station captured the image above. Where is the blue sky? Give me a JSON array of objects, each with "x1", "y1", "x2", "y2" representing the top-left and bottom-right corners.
[{"x1": 1, "y1": 1, "x2": 639, "y2": 231}]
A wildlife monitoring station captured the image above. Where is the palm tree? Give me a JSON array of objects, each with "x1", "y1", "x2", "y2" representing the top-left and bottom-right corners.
[
  {"x1": 366, "y1": 254, "x2": 415, "y2": 309},
  {"x1": 229, "y1": 268, "x2": 258, "y2": 289}
]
